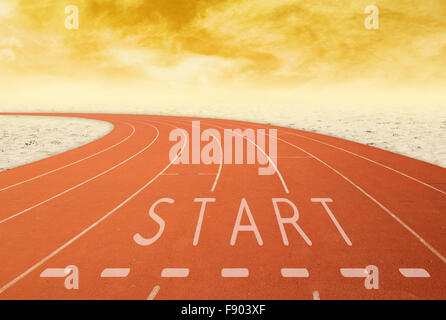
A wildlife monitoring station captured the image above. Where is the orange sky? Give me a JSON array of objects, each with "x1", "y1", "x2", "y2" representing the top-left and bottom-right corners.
[{"x1": 1, "y1": 0, "x2": 445, "y2": 111}]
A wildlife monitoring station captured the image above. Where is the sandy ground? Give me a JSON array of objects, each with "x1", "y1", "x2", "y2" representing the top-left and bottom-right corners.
[{"x1": 0, "y1": 116, "x2": 113, "y2": 171}]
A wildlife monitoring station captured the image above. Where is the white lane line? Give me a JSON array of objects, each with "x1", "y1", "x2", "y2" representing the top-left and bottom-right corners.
[
  {"x1": 0, "y1": 121, "x2": 188, "y2": 294},
  {"x1": 40, "y1": 268, "x2": 67, "y2": 278},
  {"x1": 399, "y1": 268, "x2": 430, "y2": 278},
  {"x1": 222, "y1": 118, "x2": 446, "y2": 196},
  {"x1": 147, "y1": 285, "x2": 160, "y2": 300},
  {"x1": 221, "y1": 268, "x2": 249, "y2": 278},
  {"x1": 284, "y1": 131, "x2": 446, "y2": 196},
  {"x1": 162, "y1": 173, "x2": 216, "y2": 176},
  {"x1": 168, "y1": 119, "x2": 223, "y2": 193},
  {"x1": 340, "y1": 268, "x2": 369, "y2": 278},
  {"x1": 270, "y1": 133, "x2": 446, "y2": 264},
  {"x1": 161, "y1": 268, "x2": 190, "y2": 278},
  {"x1": 0, "y1": 123, "x2": 159, "y2": 225},
  {"x1": 204, "y1": 120, "x2": 289, "y2": 194},
  {"x1": 281, "y1": 268, "x2": 309, "y2": 278},
  {"x1": 100, "y1": 268, "x2": 130, "y2": 278},
  {"x1": 203, "y1": 119, "x2": 446, "y2": 264},
  {"x1": 210, "y1": 131, "x2": 223, "y2": 193},
  {"x1": 0, "y1": 121, "x2": 136, "y2": 192},
  {"x1": 313, "y1": 290, "x2": 320, "y2": 300},
  {"x1": 272, "y1": 156, "x2": 311, "y2": 159}
]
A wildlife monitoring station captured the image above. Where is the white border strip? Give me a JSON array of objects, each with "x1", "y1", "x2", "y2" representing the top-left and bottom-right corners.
[
  {"x1": 399, "y1": 268, "x2": 430, "y2": 278},
  {"x1": 221, "y1": 268, "x2": 249, "y2": 278},
  {"x1": 0, "y1": 120, "x2": 188, "y2": 294},
  {"x1": 100, "y1": 268, "x2": 130, "y2": 278},
  {"x1": 161, "y1": 268, "x2": 190, "y2": 278},
  {"x1": 281, "y1": 268, "x2": 309, "y2": 278}
]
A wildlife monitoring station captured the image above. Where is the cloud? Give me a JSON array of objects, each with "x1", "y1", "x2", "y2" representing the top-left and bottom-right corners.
[{"x1": 2, "y1": 0, "x2": 446, "y2": 87}]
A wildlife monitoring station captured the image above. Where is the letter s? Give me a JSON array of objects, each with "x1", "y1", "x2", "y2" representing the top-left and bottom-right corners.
[{"x1": 133, "y1": 198, "x2": 174, "y2": 246}]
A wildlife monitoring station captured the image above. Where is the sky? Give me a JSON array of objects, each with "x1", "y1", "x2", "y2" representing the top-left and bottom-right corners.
[{"x1": 0, "y1": 0, "x2": 445, "y2": 111}]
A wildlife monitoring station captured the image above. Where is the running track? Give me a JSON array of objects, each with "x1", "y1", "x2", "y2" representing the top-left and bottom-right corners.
[{"x1": 0, "y1": 113, "x2": 445, "y2": 300}]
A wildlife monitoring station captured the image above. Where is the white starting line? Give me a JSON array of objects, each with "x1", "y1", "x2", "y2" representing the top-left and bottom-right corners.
[
  {"x1": 161, "y1": 268, "x2": 190, "y2": 278},
  {"x1": 340, "y1": 268, "x2": 369, "y2": 278},
  {"x1": 39, "y1": 266, "x2": 431, "y2": 280},
  {"x1": 281, "y1": 268, "x2": 309, "y2": 278},
  {"x1": 100, "y1": 268, "x2": 130, "y2": 278},
  {"x1": 221, "y1": 268, "x2": 249, "y2": 278},
  {"x1": 399, "y1": 268, "x2": 431, "y2": 278}
]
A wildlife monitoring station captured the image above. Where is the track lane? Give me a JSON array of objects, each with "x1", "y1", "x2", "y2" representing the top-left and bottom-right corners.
[
  {"x1": 0, "y1": 120, "x2": 157, "y2": 223},
  {"x1": 216, "y1": 118, "x2": 446, "y2": 259},
  {"x1": 0, "y1": 118, "x2": 167, "y2": 289},
  {"x1": 0, "y1": 114, "x2": 444, "y2": 300}
]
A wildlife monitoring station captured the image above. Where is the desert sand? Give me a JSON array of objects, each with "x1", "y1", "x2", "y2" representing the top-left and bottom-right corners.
[{"x1": 0, "y1": 115, "x2": 113, "y2": 171}]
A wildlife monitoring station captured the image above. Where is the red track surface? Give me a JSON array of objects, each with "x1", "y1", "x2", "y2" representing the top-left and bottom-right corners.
[{"x1": 0, "y1": 113, "x2": 445, "y2": 300}]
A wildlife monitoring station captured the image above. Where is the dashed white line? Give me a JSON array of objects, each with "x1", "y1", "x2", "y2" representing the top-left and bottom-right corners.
[
  {"x1": 340, "y1": 268, "x2": 369, "y2": 277},
  {"x1": 100, "y1": 268, "x2": 130, "y2": 278},
  {"x1": 399, "y1": 268, "x2": 430, "y2": 278},
  {"x1": 269, "y1": 133, "x2": 446, "y2": 264},
  {"x1": 281, "y1": 268, "x2": 309, "y2": 278},
  {"x1": 313, "y1": 290, "x2": 320, "y2": 300},
  {"x1": 40, "y1": 268, "x2": 67, "y2": 278},
  {"x1": 147, "y1": 285, "x2": 160, "y2": 300},
  {"x1": 223, "y1": 119, "x2": 446, "y2": 263},
  {"x1": 161, "y1": 268, "x2": 190, "y2": 278},
  {"x1": 221, "y1": 268, "x2": 249, "y2": 278},
  {"x1": 0, "y1": 122, "x2": 188, "y2": 294}
]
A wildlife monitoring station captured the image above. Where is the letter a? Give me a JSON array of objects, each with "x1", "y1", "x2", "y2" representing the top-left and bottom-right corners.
[
  {"x1": 230, "y1": 198, "x2": 263, "y2": 246},
  {"x1": 365, "y1": 265, "x2": 379, "y2": 289},
  {"x1": 364, "y1": 5, "x2": 379, "y2": 30},
  {"x1": 64, "y1": 265, "x2": 79, "y2": 290},
  {"x1": 65, "y1": 5, "x2": 79, "y2": 30}
]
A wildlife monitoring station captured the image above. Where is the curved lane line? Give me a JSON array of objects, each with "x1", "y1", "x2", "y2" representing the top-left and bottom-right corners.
[
  {"x1": 203, "y1": 119, "x2": 289, "y2": 194},
  {"x1": 0, "y1": 122, "x2": 158, "y2": 225},
  {"x1": 166, "y1": 118, "x2": 223, "y2": 193},
  {"x1": 251, "y1": 126, "x2": 446, "y2": 264},
  {"x1": 0, "y1": 120, "x2": 188, "y2": 294},
  {"x1": 283, "y1": 131, "x2": 446, "y2": 196},
  {"x1": 0, "y1": 121, "x2": 136, "y2": 192}
]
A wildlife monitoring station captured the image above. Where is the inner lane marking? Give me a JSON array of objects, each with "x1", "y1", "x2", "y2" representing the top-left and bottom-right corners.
[
  {"x1": 340, "y1": 268, "x2": 369, "y2": 277},
  {"x1": 100, "y1": 268, "x2": 130, "y2": 278},
  {"x1": 399, "y1": 268, "x2": 430, "y2": 278},
  {"x1": 147, "y1": 285, "x2": 160, "y2": 300},
  {"x1": 281, "y1": 268, "x2": 309, "y2": 278},
  {"x1": 272, "y1": 156, "x2": 311, "y2": 159},
  {"x1": 221, "y1": 268, "x2": 249, "y2": 278},
  {"x1": 161, "y1": 268, "x2": 190, "y2": 278}
]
